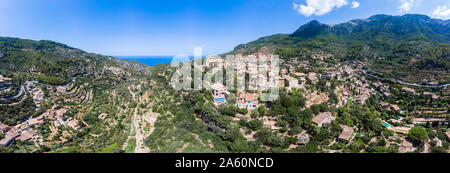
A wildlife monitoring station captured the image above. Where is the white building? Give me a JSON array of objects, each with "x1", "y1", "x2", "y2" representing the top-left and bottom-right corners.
[{"x1": 236, "y1": 93, "x2": 259, "y2": 109}]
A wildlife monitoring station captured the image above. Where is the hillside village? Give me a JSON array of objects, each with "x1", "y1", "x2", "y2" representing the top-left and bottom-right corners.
[
  {"x1": 1, "y1": 50, "x2": 449, "y2": 153},
  {"x1": 0, "y1": 13, "x2": 449, "y2": 153},
  {"x1": 0, "y1": 74, "x2": 91, "y2": 146},
  {"x1": 0, "y1": 65, "x2": 134, "y2": 152},
  {"x1": 180, "y1": 52, "x2": 449, "y2": 153}
]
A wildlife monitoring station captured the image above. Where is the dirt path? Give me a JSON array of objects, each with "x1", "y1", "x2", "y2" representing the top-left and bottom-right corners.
[
  {"x1": 133, "y1": 108, "x2": 149, "y2": 153},
  {"x1": 422, "y1": 141, "x2": 430, "y2": 153},
  {"x1": 128, "y1": 86, "x2": 153, "y2": 153}
]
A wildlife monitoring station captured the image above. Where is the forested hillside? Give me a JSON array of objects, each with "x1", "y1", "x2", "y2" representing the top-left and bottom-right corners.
[
  {"x1": 0, "y1": 14, "x2": 448, "y2": 153},
  {"x1": 232, "y1": 14, "x2": 450, "y2": 83}
]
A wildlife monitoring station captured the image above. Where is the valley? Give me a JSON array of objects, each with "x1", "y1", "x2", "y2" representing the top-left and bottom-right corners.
[{"x1": 0, "y1": 14, "x2": 449, "y2": 153}]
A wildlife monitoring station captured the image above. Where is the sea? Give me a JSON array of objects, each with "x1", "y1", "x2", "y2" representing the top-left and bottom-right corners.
[{"x1": 117, "y1": 56, "x2": 197, "y2": 66}]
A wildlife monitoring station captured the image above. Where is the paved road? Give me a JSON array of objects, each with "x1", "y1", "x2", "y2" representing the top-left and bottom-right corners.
[
  {"x1": 0, "y1": 84, "x2": 25, "y2": 101},
  {"x1": 0, "y1": 75, "x2": 80, "y2": 101}
]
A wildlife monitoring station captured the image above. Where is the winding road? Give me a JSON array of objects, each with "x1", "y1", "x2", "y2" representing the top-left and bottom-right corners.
[
  {"x1": 0, "y1": 75, "x2": 81, "y2": 102},
  {"x1": 362, "y1": 70, "x2": 450, "y2": 88},
  {"x1": 0, "y1": 84, "x2": 25, "y2": 101}
]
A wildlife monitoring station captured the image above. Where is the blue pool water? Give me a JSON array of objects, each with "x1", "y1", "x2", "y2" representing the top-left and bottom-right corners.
[
  {"x1": 117, "y1": 56, "x2": 199, "y2": 66},
  {"x1": 382, "y1": 122, "x2": 391, "y2": 128},
  {"x1": 214, "y1": 98, "x2": 226, "y2": 102}
]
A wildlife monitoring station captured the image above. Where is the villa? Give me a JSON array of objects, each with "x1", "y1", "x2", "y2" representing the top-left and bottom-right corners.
[
  {"x1": 211, "y1": 83, "x2": 228, "y2": 105},
  {"x1": 338, "y1": 125, "x2": 354, "y2": 141},
  {"x1": 236, "y1": 92, "x2": 259, "y2": 109}
]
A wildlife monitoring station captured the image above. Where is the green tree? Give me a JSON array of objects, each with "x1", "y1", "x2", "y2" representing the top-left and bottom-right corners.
[
  {"x1": 219, "y1": 103, "x2": 239, "y2": 117},
  {"x1": 408, "y1": 127, "x2": 428, "y2": 142},
  {"x1": 248, "y1": 119, "x2": 263, "y2": 131},
  {"x1": 257, "y1": 105, "x2": 266, "y2": 116},
  {"x1": 229, "y1": 139, "x2": 249, "y2": 153}
]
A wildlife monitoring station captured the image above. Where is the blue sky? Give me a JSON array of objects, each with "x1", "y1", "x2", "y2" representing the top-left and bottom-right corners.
[{"x1": 0, "y1": 0, "x2": 449, "y2": 56}]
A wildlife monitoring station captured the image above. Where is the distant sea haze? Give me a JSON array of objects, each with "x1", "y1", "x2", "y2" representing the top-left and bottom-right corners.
[{"x1": 117, "y1": 56, "x2": 198, "y2": 66}]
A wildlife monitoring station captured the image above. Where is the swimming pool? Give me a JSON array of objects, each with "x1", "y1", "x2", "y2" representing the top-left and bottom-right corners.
[{"x1": 214, "y1": 98, "x2": 226, "y2": 102}]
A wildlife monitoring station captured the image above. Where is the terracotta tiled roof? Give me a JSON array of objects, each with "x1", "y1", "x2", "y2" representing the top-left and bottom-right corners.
[
  {"x1": 237, "y1": 93, "x2": 259, "y2": 103},
  {"x1": 312, "y1": 112, "x2": 333, "y2": 125},
  {"x1": 338, "y1": 125, "x2": 354, "y2": 141},
  {"x1": 0, "y1": 122, "x2": 10, "y2": 133},
  {"x1": 390, "y1": 104, "x2": 401, "y2": 111},
  {"x1": 402, "y1": 87, "x2": 416, "y2": 94},
  {"x1": 17, "y1": 130, "x2": 36, "y2": 141}
]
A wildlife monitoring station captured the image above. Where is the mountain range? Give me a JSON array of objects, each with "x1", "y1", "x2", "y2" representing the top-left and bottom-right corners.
[
  {"x1": 233, "y1": 14, "x2": 449, "y2": 83},
  {"x1": 0, "y1": 14, "x2": 449, "y2": 153}
]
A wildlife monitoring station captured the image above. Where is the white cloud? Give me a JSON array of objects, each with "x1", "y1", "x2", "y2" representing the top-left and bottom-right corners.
[
  {"x1": 399, "y1": 0, "x2": 414, "y2": 13},
  {"x1": 293, "y1": 0, "x2": 349, "y2": 17},
  {"x1": 432, "y1": 5, "x2": 450, "y2": 18},
  {"x1": 351, "y1": 1, "x2": 360, "y2": 9}
]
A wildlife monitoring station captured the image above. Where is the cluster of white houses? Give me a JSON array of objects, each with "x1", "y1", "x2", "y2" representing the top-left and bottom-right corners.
[
  {"x1": 207, "y1": 54, "x2": 347, "y2": 110},
  {"x1": 207, "y1": 55, "x2": 361, "y2": 143},
  {"x1": 211, "y1": 82, "x2": 260, "y2": 109},
  {"x1": 198, "y1": 54, "x2": 366, "y2": 111},
  {"x1": 181, "y1": 55, "x2": 447, "y2": 150},
  {"x1": 207, "y1": 54, "x2": 281, "y2": 109}
]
